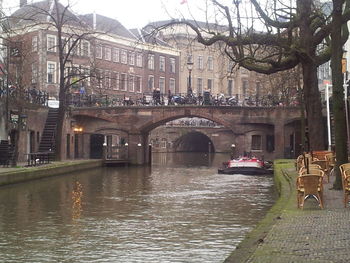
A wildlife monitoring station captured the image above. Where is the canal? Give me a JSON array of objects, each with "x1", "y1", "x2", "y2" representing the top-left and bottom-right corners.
[{"x1": 0, "y1": 153, "x2": 276, "y2": 263}]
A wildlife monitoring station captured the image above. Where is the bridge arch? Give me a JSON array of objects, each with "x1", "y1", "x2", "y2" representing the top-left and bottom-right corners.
[
  {"x1": 71, "y1": 106, "x2": 301, "y2": 164},
  {"x1": 139, "y1": 113, "x2": 233, "y2": 133},
  {"x1": 171, "y1": 131, "x2": 215, "y2": 153}
]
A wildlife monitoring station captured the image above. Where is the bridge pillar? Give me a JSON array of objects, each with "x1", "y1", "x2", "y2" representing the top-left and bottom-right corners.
[
  {"x1": 274, "y1": 120, "x2": 285, "y2": 158},
  {"x1": 128, "y1": 133, "x2": 149, "y2": 165}
]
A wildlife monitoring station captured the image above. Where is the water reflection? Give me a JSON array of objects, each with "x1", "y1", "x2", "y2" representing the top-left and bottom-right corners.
[
  {"x1": 72, "y1": 181, "x2": 83, "y2": 220},
  {"x1": 0, "y1": 153, "x2": 275, "y2": 263}
]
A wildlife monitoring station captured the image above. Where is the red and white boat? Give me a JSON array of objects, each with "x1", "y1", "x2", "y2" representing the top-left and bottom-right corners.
[{"x1": 218, "y1": 156, "x2": 273, "y2": 175}]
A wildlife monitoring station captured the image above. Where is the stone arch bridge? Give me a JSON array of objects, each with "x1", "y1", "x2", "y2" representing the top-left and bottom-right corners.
[{"x1": 71, "y1": 105, "x2": 301, "y2": 164}]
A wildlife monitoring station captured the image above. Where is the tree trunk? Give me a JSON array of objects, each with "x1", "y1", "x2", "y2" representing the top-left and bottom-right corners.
[
  {"x1": 301, "y1": 61, "x2": 326, "y2": 151},
  {"x1": 297, "y1": 0, "x2": 326, "y2": 152},
  {"x1": 331, "y1": 0, "x2": 348, "y2": 190}
]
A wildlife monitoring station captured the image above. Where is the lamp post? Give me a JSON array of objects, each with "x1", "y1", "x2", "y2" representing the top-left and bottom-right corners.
[
  {"x1": 326, "y1": 84, "x2": 332, "y2": 151},
  {"x1": 343, "y1": 49, "x2": 350, "y2": 152},
  {"x1": 187, "y1": 58, "x2": 193, "y2": 96}
]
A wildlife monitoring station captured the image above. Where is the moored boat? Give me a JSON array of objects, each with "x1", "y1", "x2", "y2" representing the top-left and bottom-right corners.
[{"x1": 218, "y1": 156, "x2": 273, "y2": 175}]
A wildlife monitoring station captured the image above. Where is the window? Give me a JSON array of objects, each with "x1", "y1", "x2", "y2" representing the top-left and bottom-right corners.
[
  {"x1": 136, "y1": 53, "x2": 143, "y2": 67},
  {"x1": 197, "y1": 56, "x2": 204, "y2": 70},
  {"x1": 228, "y1": 79, "x2": 233, "y2": 96},
  {"x1": 197, "y1": 78, "x2": 203, "y2": 94},
  {"x1": 251, "y1": 135, "x2": 262, "y2": 151},
  {"x1": 135, "y1": 75, "x2": 142, "y2": 93},
  {"x1": 170, "y1": 58, "x2": 176, "y2": 73},
  {"x1": 81, "y1": 41, "x2": 89, "y2": 57},
  {"x1": 159, "y1": 77, "x2": 165, "y2": 93},
  {"x1": 242, "y1": 79, "x2": 248, "y2": 97},
  {"x1": 80, "y1": 67, "x2": 90, "y2": 87},
  {"x1": 104, "y1": 71, "x2": 111, "y2": 89},
  {"x1": 32, "y1": 36, "x2": 38, "y2": 52},
  {"x1": 148, "y1": 75, "x2": 154, "y2": 90},
  {"x1": 113, "y1": 72, "x2": 119, "y2": 90},
  {"x1": 207, "y1": 79, "x2": 213, "y2": 91},
  {"x1": 159, "y1": 56, "x2": 165, "y2": 71},
  {"x1": 120, "y1": 73, "x2": 127, "y2": 90},
  {"x1": 31, "y1": 64, "x2": 38, "y2": 84},
  {"x1": 129, "y1": 52, "x2": 135, "y2": 65},
  {"x1": 110, "y1": 71, "x2": 116, "y2": 89},
  {"x1": 95, "y1": 69, "x2": 102, "y2": 88},
  {"x1": 128, "y1": 75, "x2": 134, "y2": 92},
  {"x1": 47, "y1": 35, "x2": 56, "y2": 52},
  {"x1": 121, "y1": 50, "x2": 127, "y2": 64},
  {"x1": 112, "y1": 48, "x2": 120, "y2": 62},
  {"x1": 169, "y1": 78, "x2": 175, "y2": 93},
  {"x1": 47, "y1": 61, "x2": 56, "y2": 83},
  {"x1": 70, "y1": 38, "x2": 79, "y2": 56},
  {"x1": 96, "y1": 45, "x2": 102, "y2": 59},
  {"x1": 99, "y1": 70, "x2": 105, "y2": 89},
  {"x1": 148, "y1": 54, "x2": 155, "y2": 70},
  {"x1": 161, "y1": 138, "x2": 167, "y2": 148},
  {"x1": 105, "y1": 46, "x2": 111, "y2": 60},
  {"x1": 208, "y1": 56, "x2": 214, "y2": 70},
  {"x1": 256, "y1": 81, "x2": 261, "y2": 98}
]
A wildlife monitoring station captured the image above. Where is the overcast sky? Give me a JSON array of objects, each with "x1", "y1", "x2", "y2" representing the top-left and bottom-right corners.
[{"x1": 2, "y1": 0, "x2": 205, "y2": 29}]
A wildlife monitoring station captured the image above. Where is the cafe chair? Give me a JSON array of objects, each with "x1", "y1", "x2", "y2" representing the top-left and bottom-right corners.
[
  {"x1": 325, "y1": 152, "x2": 335, "y2": 176},
  {"x1": 339, "y1": 163, "x2": 350, "y2": 189},
  {"x1": 342, "y1": 169, "x2": 350, "y2": 208},
  {"x1": 311, "y1": 160, "x2": 329, "y2": 182},
  {"x1": 297, "y1": 174, "x2": 324, "y2": 209},
  {"x1": 298, "y1": 164, "x2": 322, "y2": 175}
]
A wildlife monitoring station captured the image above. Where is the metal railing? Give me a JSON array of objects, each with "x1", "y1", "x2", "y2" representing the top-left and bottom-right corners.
[
  {"x1": 66, "y1": 92, "x2": 299, "y2": 108},
  {"x1": 0, "y1": 86, "x2": 49, "y2": 106}
]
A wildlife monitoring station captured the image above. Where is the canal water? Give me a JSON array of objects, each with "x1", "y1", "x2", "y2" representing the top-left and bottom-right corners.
[{"x1": 0, "y1": 153, "x2": 276, "y2": 263}]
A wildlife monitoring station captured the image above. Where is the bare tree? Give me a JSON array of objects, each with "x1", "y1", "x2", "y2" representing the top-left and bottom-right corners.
[
  {"x1": 150, "y1": 0, "x2": 349, "y2": 153},
  {"x1": 9, "y1": 0, "x2": 101, "y2": 160}
]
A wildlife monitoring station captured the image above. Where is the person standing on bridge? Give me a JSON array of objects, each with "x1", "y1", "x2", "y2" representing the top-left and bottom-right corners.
[{"x1": 168, "y1": 89, "x2": 173, "y2": 105}]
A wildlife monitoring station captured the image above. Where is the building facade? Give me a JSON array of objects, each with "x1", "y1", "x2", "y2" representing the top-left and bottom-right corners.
[
  {"x1": 8, "y1": 1, "x2": 180, "y2": 102},
  {"x1": 144, "y1": 20, "x2": 267, "y2": 102}
]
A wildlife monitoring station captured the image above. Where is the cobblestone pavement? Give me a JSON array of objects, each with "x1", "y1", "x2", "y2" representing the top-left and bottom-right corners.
[{"x1": 247, "y1": 168, "x2": 350, "y2": 263}]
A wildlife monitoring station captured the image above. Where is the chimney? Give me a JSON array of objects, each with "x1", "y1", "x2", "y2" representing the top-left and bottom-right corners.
[{"x1": 20, "y1": 0, "x2": 27, "y2": 7}]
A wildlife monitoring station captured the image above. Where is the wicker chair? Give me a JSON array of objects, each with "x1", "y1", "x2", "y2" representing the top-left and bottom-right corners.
[
  {"x1": 342, "y1": 170, "x2": 350, "y2": 208},
  {"x1": 339, "y1": 163, "x2": 350, "y2": 190},
  {"x1": 296, "y1": 174, "x2": 324, "y2": 209},
  {"x1": 296, "y1": 155, "x2": 304, "y2": 172},
  {"x1": 325, "y1": 152, "x2": 335, "y2": 176},
  {"x1": 298, "y1": 164, "x2": 322, "y2": 175}
]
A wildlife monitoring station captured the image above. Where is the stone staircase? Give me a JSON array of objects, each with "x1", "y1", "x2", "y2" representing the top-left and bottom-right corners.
[{"x1": 38, "y1": 108, "x2": 59, "y2": 153}]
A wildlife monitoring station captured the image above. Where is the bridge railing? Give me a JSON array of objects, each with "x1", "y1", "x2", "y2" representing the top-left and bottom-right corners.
[
  {"x1": 0, "y1": 86, "x2": 49, "y2": 106},
  {"x1": 66, "y1": 92, "x2": 300, "y2": 108}
]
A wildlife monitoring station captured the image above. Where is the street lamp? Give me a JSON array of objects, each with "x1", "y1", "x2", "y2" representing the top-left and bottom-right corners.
[{"x1": 187, "y1": 58, "x2": 193, "y2": 96}]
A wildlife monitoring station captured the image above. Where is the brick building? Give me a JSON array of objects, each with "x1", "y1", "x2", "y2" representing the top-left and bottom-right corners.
[
  {"x1": 7, "y1": 0, "x2": 180, "y2": 101},
  {"x1": 144, "y1": 20, "x2": 267, "y2": 102}
]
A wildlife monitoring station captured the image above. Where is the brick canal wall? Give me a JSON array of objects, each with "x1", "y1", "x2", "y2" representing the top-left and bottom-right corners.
[{"x1": 0, "y1": 160, "x2": 103, "y2": 186}]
